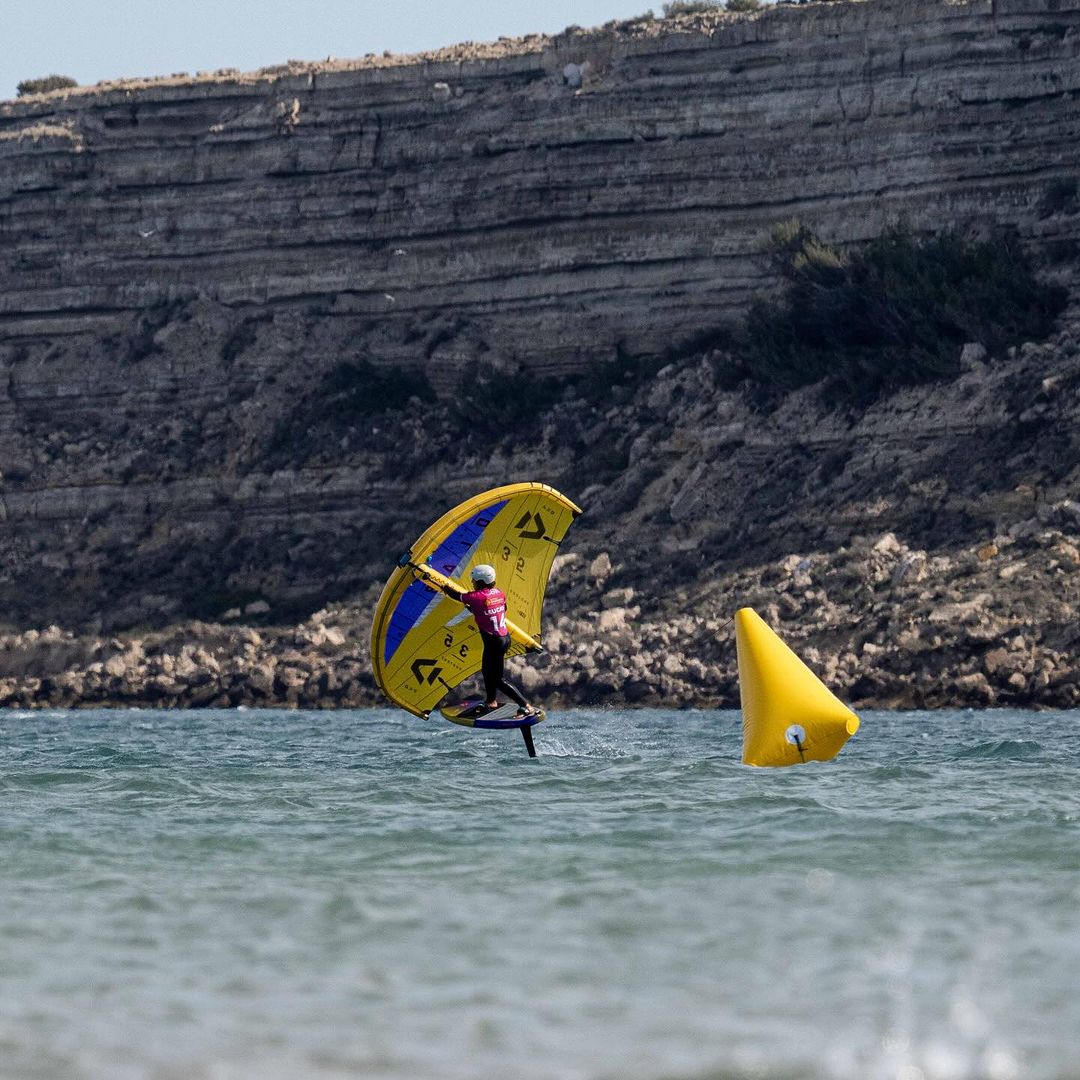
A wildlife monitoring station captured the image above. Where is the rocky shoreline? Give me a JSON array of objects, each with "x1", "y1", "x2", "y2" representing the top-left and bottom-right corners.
[{"x1": 2, "y1": 511, "x2": 1076, "y2": 713}]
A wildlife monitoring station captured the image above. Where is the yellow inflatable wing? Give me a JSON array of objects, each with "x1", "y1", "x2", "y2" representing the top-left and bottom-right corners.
[
  {"x1": 370, "y1": 483, "x2": 582, "y2": 718},
  {"x1": 735, "y1": 607, "x2": 860, "y2": 767}
]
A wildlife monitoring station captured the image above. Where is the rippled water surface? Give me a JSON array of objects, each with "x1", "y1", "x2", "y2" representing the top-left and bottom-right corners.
[{"x1": 0, "y1": 708, "x2": 1078, "y2": 1080}]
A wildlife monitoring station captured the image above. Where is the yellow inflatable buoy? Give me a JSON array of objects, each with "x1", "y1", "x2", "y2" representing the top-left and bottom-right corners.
[{"x1": 735, "y1": 607, "x2": 860, "y2": 767}]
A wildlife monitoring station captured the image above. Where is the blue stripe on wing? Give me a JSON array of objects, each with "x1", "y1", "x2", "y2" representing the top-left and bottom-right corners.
[{"x1": 384, "y1": 499, "x2": 509, "y2": 664}]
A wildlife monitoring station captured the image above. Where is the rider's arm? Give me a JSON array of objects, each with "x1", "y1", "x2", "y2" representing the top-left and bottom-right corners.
[{"x1": 416, "y1": 567, "x2": 465, "y2": 602}]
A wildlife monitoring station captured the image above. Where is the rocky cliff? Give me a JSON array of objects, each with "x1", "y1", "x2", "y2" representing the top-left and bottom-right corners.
[
  {"x1": 3, "y1": 0, "x2": 1078, "y2": 374},
  {"x1": 0, "y1": 0, "x2": 1078, "y2": 709},
  {"x1": 2, "y1": 306, "x2": 1078, "y2": 711}
]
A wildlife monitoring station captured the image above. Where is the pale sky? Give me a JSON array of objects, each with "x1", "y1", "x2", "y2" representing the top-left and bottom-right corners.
[{"x1": 3, "y1": 0, "x2": 665, "y2": 101}]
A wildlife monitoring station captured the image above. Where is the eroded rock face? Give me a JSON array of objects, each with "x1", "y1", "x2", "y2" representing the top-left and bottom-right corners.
[
  {"x1": 0, "y1": 0, "x2": 1078, "y2": 706},
  {"x1": 0, "y1": 304, "x2": 1077, "y2": 709},
  {"x1": 2, "y1": 0, "x2": 1077, "y2": 376}
]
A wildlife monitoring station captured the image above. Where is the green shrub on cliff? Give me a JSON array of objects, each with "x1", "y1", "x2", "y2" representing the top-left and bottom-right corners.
[
  {"x1": 322, "y1": 359, "x2": 435, "y2": 416},
  {"x1": 455, "y1": 363, "x2": 564, "y2": 429},
  {"x1": 452, "y1": 348, "x2": 663, "y2": 446},
  {"x1": 16, "y1": 74, "x2": 77, "y2": 97},
  {"x1": 661, "y1": 0, "x2": 758, "y2": 14},
  {"x1": 267, "y1": 359, "x2": 435, "y2": 461},
  {"x1": 1041, "y1": 177, "x2": 1078, "y2": 217},
  {"x1": 731, "y1": 223, "x2": 1068, "y2": 400},
  {"x1": 662, "y1": 1, "x2": 718, "y2": 16}
]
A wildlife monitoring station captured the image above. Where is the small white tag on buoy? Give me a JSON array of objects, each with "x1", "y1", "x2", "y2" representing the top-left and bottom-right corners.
[{"x1": 785, "y1": 724, "x2": 807, "y2": 746}]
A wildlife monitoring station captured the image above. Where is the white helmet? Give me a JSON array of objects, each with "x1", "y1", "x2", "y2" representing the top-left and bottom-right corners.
[{"x1": 470, "y1": 564, "x2": 496, "y2": 585}]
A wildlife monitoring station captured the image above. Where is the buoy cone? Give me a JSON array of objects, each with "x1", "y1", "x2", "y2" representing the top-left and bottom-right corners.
[{"x1": 735, "y1": 607, "x2": 860, "y2": 767}]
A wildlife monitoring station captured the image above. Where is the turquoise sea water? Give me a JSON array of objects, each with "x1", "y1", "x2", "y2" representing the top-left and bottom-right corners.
[{"x1": 0, "y1": 707, "x2": 1077, "y2": 1080}]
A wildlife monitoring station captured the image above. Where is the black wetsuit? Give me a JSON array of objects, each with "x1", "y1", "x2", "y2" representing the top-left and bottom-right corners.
[
  {"x1": 479, "y1": 631, "x2": 527, "y2": 708},
  {"x1": 444, "y1": 582, "x2": 528, "y2": 708}
]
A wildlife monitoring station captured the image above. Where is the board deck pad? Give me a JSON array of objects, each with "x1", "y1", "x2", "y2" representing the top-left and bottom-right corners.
[{"x1": 440, "y1": 699, "x2": 546, "y2": 730}]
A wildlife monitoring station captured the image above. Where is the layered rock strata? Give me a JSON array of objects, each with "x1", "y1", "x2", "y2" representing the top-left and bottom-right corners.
[
  {"x1": 0, "y1": 0, "x2": 1078, "y2": 708},
  {"x1": 3, "y1": 0, "x2": 1078, "y2": 378}
]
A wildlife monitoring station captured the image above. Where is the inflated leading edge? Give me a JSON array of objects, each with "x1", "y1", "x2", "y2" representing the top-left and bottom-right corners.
[{"x1": 735, "y1": 607, "x2": 860, "y2": 767}]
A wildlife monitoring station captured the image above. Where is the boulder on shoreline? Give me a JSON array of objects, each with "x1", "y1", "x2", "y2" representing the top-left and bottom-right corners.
[{"x1": 1, "y1": 522, "x2": 1075, "y2": 712}]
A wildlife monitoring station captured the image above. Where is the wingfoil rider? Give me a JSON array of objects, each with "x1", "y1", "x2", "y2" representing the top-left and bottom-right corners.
[{"x1": 438, "y1": 564, "x2": 532, "y2": 715}]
